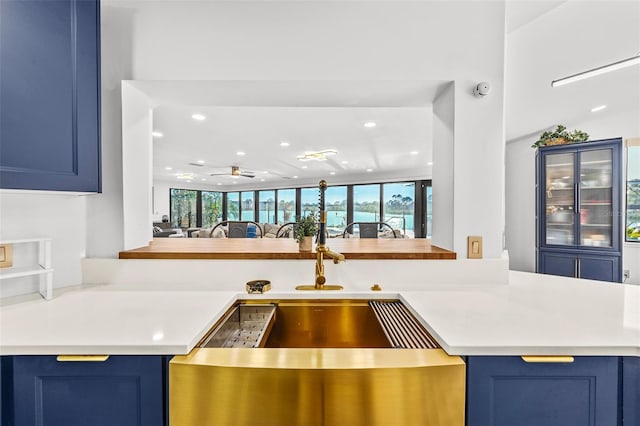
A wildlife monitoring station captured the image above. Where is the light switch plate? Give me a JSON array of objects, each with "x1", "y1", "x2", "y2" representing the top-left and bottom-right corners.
[{"x1": 467, "y1": 236, "x2": 482, "y2": 259}]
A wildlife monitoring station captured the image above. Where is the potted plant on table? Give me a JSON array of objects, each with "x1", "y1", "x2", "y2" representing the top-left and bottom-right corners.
[
  {"x1": 294, "y1": 214, "x2": 318, "y2": 252},
  {"x1": 531, "y1": 125, "x2": 589, "y2": 148}
]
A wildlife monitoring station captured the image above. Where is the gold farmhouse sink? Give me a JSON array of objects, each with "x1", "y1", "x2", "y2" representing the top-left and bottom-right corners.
[{"x1": 170, "y1": 300, "x2": 465, "y2": 426}]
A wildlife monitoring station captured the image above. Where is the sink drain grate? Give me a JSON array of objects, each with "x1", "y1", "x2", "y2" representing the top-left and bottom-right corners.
[{"x1": 369, "y1": 300, "x2": 440, "y2": 349}]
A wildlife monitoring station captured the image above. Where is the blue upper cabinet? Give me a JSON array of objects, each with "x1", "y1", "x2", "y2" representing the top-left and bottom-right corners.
[
  {"x1": 0, "y1": 0, "x2": 101, "y2": 192},
  {"x1": 536, "y1": 138, "x2": 622, "y2": 282}
]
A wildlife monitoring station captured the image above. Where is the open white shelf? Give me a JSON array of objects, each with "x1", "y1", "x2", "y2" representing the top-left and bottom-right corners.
[{"x1": 0, "y1": 238, "x2": 53, "y2": 300}]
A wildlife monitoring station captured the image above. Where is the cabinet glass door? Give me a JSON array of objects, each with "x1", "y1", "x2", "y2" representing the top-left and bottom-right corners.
[
  {"x1": 545, "y1": 152, "x2": 575, "y2": 245},
  {"x1": 579, "y1": 149, "x2": 613, "y2": 247}
]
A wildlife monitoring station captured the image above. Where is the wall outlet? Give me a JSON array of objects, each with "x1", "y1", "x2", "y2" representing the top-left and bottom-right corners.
[{"x1": 623, "y1": 270, "x2": 630, "y2": 281}]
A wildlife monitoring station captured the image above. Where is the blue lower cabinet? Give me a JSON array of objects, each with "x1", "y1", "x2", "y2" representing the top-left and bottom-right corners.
[
  {"x1": 11, "y1": 355, "x2": 166, "y2": 426},
  {"x1": 623, "y1": 357, "x2": 640, "y2": 426},
  {"x1": 1, "y1": 356, "x2": 12, "y2": 425},
  {"x1": 466, "y1": 356, "x2": 620, "y2": 426},
  {"x1": 539, "y1": 251, "x2": 621, "y2": 282}
]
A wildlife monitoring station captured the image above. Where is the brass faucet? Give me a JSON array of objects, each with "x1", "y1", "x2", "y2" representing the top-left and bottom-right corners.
[{"x1": 296, "y1": 180, "x2": 344, "y2": 291}]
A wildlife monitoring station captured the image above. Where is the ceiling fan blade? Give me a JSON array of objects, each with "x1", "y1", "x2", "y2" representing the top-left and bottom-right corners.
[
  {"x1": 209, "y1": 172, "x2": 228, "y2": 176},
  {"x1": 240, "y1": 173, "x2": 255, "y2": 178}
]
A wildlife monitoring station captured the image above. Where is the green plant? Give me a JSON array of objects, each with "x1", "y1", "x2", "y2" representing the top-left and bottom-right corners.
[
  {"x1": 531, "y1": 125, "x2": 589, "y2": 148},
  {"x1": 294, "y1": 214, "x2": 318, "y2": 243}
]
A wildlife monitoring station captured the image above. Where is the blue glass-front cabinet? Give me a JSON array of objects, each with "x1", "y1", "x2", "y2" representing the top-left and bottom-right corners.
[
  {"x1": 6, "y1": 355, "x2": 166, "y2": 426},
  {"x1": 0, "y1": 0, "x2": 101, "y2": 192},
  {"x1": 467, "y1": 356, "x2": 620, "y2": 426},
  {"x1": 536, "y1": 138, "x2": 622, "y2": 282}
]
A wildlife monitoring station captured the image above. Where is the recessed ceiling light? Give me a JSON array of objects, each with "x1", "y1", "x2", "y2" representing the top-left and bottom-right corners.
[
  {"x1": 341, "y1": 160, "x2": 348, "y2": 164},
  {"x1": 293, "y1": 175, "x2": 299, "y2": 179},
  {"x1": 232, "y1": 181, "x2": 237, "y2": 184},
  {"x1": 261, "y1": 179, "x2": 265, "y2": 182},
  {"x1": 280, "y1": 141, "x2": 290, "y2": 147},
  {"x1": 366, "y1": 168, "x2": 373, "y2": 172},
  {"x1": 176, "y1": 173, "x2": 194, "y2": 180},
  {"x1": 236, "y1": 151, "x2": 245, "y2": 156},
  {"x1": 263, "y1": 171, "x2": 269, "y2": 174},
  {"x1": 217, "y1": 183, "x2": 222, "y2": 186},
  {"x1": 591, "y1": 105, "x2": 607, "y2": 112},
  {"x1": 186, "y1": 180, "x2": 192, "y2": 183},
  {"x1": 301, "y1": 165, "x2": 308, "y2": 169},
  {"x1": 201, "y1": 178, "x2": 206, "y2": 181},
  {"x1": 192, "y1": 113, "x2": 206, "y2": 121},
  {"x1": 410, "y1": 151, "x2": 419, "y2": 155},
  {"x1": 330, "y1": 171, "x2": 336, "y2": 175},
  {"x1": 165, "y1": 166, "x2": 173, "y2": 170},
  {"x1": 427, "y1": 162, "x2": 433, "y2": 166},
  {"x1": 197, "y1": 160, "x2": 205, "y2": 164},
  {"x1": 364, "y1": 122, "x2": 377, "y2": 128},
  {"x1": 152, "y1": 131, "x2": 163, "y2": 138}
]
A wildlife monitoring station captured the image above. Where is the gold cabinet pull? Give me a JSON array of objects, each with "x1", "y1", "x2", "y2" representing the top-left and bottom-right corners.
[
  {"x1": 521, "y1": 355, "x2": 574, "y2": 363},
  {"x1": 56, "y1": 355, "x2": 110, "y2": 362}
]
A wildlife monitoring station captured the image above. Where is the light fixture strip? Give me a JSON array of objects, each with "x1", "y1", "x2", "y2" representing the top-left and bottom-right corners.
[{"x1": 551, "y1": 54, "x2": 640, "y2": 87}]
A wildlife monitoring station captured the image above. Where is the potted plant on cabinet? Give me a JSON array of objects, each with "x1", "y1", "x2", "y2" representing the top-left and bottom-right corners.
[
  {"x1": 531, "y1": 125, "x2": 589, "y2": 148},
  {"x1": 294, "y1": 214, "x2": 318, "y2": 252}
]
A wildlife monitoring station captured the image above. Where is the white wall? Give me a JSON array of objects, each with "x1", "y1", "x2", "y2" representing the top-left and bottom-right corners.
[
  {"x1": 506, "y1": 108, "x2": 640, "y2": 284},
  {"x1": 505, "y1": 135, "x2": 536, "y2": 272},
  {"x1": 1, "y1": 2, "x2": 507, "y2": 298},
  {"x1": 122, "y1": 83, "x2": 153, "y2": 249},
  {"x1": 85, "y1": 4, "x2": 135, "y2": 258},
  {"x1": 0, "y1": 193, "x2": 87, "y2": 296},
  {"x1": 432, "y1": 83, "x2": 455, "y2": 251},
  {"x1": 126, "y1": 1, "x2": 507, "y2": 257},
  {"x1": 0, "y1": 4, "x2": 137, "y2": 297}
]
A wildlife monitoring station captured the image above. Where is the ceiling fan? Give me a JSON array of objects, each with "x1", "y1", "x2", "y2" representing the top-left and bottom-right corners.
[{"x1": 209, "y1": 166, "x2": 255, "y2": 178}]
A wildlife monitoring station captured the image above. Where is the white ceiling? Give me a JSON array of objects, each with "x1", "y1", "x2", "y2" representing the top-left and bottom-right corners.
[
  {"x1": 137, "y1": 1, "x2": 640, "y2": 190},
  {"x1": 136, "y1": 80, "x2": 444, "y2": 190},
  {"x1": 505, "y1": 0, "x2": 640, "y2": 142}
]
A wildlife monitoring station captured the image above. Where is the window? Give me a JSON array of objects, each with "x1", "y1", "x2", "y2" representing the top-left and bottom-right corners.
[
  {"x1": 301, "y1": 187, "x2": 319, "y2": 218},
  {"x1": 353, "y1": 184, "x2": 380, "y2": 223},
  {"x1": 325, "y1": 186, "x2": 347, "y2": 235},
  {"x1": 241, "y1": 192, "x2": 255, "y2": 221},
  {"x1": 167, "y1": 178, "x2": 431, "y2": 237},
  {"x1": 258, "y1": 190, "x2": 276, "y2": 223},
  {"x1": 170, "y1": 189, "x2": 197, "y2": 228},
  {"x1": 383, "y1": 182, "x2": 415, "y2": 237},
  {"x1": 277, "y1": 189, "x2": 296, "y2": 224},
  {"x1": 627, "y1": 143, "x2": 640, "y2": 242},
  {"x1": 201, "y1": 191, "x2": 222, "y2": 228},
  {"x1": 226, "y1": 192, "x2": 240, "y2": 221}
]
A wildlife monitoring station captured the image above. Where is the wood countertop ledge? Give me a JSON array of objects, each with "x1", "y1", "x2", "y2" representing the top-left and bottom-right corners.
[{"x1": 118, "y1": 238, "x2": 456, "y2": 260}]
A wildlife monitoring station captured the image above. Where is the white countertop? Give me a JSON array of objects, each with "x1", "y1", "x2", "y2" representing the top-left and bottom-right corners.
[{"x1": 1, "y1": 271, "x2": 639, "y2": 356}]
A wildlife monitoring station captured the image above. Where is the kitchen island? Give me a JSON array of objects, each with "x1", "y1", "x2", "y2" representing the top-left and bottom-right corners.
[{"x1": 1, "y1": 267, "x2": 638, "y2": 426}]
